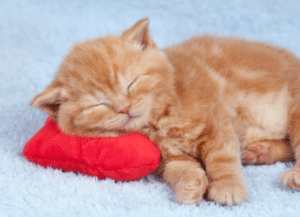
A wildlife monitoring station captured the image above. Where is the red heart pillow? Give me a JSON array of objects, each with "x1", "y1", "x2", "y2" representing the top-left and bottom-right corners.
[{"x1": 23, "y1": 117, "x2": 161, "y2": 181}]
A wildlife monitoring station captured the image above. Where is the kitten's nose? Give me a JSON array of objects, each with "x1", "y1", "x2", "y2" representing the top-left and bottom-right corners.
[{"x1": 119, "y1": 105, "x2": 131, "y2": 115}]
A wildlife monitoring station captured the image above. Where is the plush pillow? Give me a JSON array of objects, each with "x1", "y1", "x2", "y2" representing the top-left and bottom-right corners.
[{"x1": 23, "y1": 117, "x2": 161, "y2": 181}]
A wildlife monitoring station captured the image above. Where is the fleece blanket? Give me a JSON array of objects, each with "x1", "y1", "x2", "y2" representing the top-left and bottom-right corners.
[{"x1": 1, "y1": 0, "x2": 300, "y2": 216}]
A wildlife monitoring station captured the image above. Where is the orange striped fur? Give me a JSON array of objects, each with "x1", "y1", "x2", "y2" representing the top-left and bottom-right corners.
[{"x1": 31, "y1": 18, "x2": 300, "y2": 205}]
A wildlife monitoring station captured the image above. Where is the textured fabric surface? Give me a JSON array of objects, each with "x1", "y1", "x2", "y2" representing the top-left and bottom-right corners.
[
  {"x1": 1, "y1": 0, "x2": 300, "y2": 216},
  {"x1": 23, "y1": 117, "x2": 160, "y2": 181}
]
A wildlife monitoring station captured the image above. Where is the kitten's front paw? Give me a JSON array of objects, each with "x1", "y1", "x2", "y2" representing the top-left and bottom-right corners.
[
  {"x1": 164, "y1": 160, "x2": 208, "y2": 204},
  {"x1": 208, "y1": 180, "x2": 249, "y2": 205},
  {"x1": 280, "y1": 168, "x2": 300, "y2": 190},
  {"x1": 174, "y1": 168, "x2": 208, "y2": 204}
]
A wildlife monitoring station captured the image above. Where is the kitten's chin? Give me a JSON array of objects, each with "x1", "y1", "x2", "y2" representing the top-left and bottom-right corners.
[{"x1": 122, "y1": 115, "x2": 149, "y2": 132}]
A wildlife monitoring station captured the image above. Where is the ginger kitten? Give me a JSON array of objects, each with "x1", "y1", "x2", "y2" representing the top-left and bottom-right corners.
[{"x1": 31, "y1": 18, "x2": 300, "y2": 205}]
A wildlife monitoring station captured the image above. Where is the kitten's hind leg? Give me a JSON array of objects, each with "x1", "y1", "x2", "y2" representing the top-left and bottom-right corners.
[
  {"x1": 159, "y1": 156, "x2": 208, "y2": 205},
  {"x1": 280, "y1": 105, "x2": 300, "y2": 190},
  {"x1": 242, "y1": 139, "x2": 294, "y2": 165}
]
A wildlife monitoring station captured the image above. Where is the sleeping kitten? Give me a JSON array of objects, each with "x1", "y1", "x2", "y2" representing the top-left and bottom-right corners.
[{"x1": 31, "y1": 18, "x2": 300, "y2": 205}]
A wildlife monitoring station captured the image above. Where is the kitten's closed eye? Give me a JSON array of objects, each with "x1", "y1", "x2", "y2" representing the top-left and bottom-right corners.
[
  {"x1": 87, "y1": 103, "x2": 110, "y2": 109},
  {"x1": 126, "y1": 75, "x2": 157, "y2": 94},
  {"x1": 127, "y1": 77, "x2": 139, "y2": 94}
]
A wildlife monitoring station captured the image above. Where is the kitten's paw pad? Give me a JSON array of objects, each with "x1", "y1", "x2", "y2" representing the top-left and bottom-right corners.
[
  {"x1": 175, "y1": 170, "x2": 208, "y2": 205},
  {"x1": 242, "y1": 150, "x2": 257, "y2": 164},
  {"x1": 252, "y1": 144, "x2": 264, "y2": 152},
  {"x1": 280, "y1": 168, "x2": 300, "y2": 190},
  {"x1": 242, "y1": 142, "x2": 270, "y2": 164},
  {"x1": 257, "y1": 151, "x2": 269, "y2": 164},
  {"x1": 208, "y1": 180, "x2": 249, "y2": 205}
]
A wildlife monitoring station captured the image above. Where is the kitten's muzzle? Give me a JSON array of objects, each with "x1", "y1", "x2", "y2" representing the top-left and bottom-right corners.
[{"x1": 119, "y1": 105, "x2": 131, "y2": 115}]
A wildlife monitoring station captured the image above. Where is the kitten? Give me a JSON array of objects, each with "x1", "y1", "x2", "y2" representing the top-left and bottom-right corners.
[{"x1": 31, "y1": 18, "x2": 300, "y2": 205}]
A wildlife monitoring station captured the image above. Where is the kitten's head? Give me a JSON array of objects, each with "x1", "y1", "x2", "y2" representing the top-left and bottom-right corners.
[{"x1": 31, "y1": 18, "x2": 175, "y2": 137}]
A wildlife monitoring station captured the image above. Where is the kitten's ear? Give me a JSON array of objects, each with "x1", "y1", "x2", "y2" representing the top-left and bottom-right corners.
[
  {"x1": 30, "y1": 84, "x2": 66, "y2": 120},
  {"x1": 121, "y1": 18, "x2": 156, "y2": 49}
]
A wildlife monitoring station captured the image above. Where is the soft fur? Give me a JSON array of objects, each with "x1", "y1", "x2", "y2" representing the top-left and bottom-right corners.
[{"x1": 31, "y1": 18, "x2": 300, "y2": 205}]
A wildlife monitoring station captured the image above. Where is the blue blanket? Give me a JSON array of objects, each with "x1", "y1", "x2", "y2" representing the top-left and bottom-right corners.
[{"x1": 1, "y1": 0, "x2": 300, "y2": 216}]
